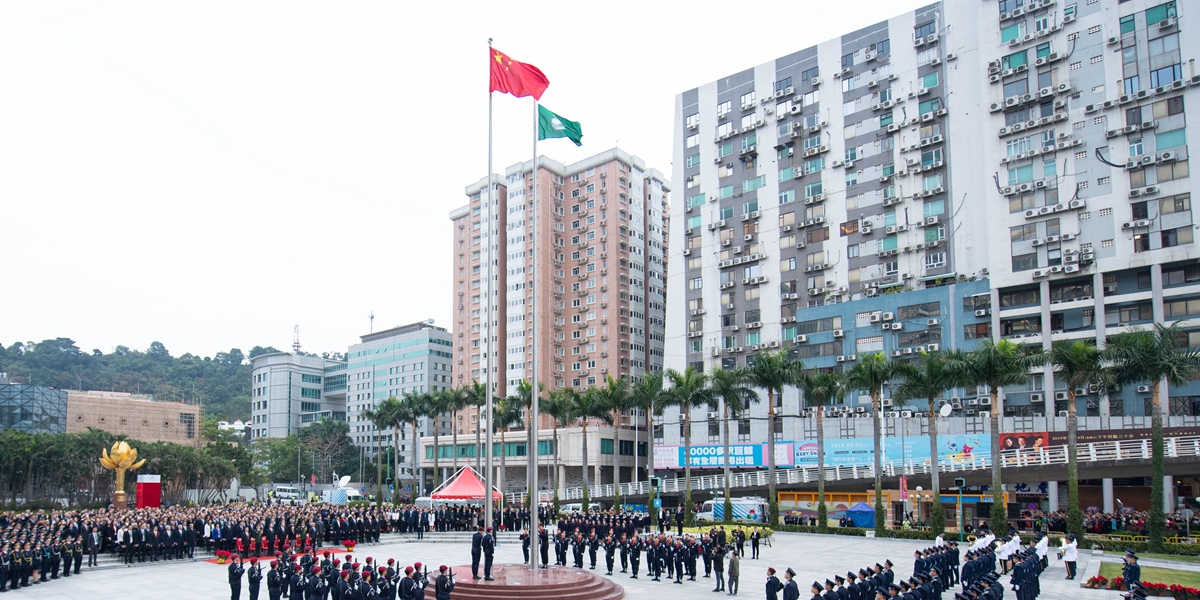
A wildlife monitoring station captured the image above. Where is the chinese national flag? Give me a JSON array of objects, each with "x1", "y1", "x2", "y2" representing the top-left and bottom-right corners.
[{"x1": 489, "y1": 48, "x2": 549, "y2": 100}]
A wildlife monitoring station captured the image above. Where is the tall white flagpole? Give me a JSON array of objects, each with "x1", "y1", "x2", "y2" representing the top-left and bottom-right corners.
[
  {"x1": 528, "y1": 98, "x2": 540, "y2": 570},
  {"x1": 485, "y1": 37, "x2": 496, "y2": 534}
]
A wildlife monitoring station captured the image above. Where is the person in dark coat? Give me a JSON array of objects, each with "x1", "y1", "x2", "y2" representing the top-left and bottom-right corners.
[
  {"x1": 766, "y1": 567, "x2": 784, "y2": 600},
  {"x1": 435, "y1": 565, "x2": 455, "y2": 600},
  {"x1": 229, "y1": 555, "x2": 246, "y2": 600}
]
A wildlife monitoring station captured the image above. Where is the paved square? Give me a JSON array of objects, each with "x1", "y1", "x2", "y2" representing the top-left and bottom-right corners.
[{"x1": 3, "y1": 531, "x2": 1109, "y2": 599}]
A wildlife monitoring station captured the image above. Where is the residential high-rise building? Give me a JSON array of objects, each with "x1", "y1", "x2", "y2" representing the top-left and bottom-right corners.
[
  {"x1": 249, "y1": 353, "x2": 346, "y2": 439},
  {"x1": 450, "y1": 148, "x2": 670, "y2": 434},
  {"x1": 667, "y1": 0, "x2": 1199, "y2": 453}
]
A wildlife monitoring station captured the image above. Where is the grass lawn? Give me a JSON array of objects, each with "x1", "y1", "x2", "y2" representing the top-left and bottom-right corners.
[
  {"x1": 1136, "y1": 552, "x2": 1200, "y2": 564},
  {"x1": 1098, "y1": 563, "x2": 1200, "y2": 588}
]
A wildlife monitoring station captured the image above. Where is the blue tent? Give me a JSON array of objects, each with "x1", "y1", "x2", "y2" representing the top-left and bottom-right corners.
[{"x1": 845, "y1": 501, "x2": 876, "y2": 528}]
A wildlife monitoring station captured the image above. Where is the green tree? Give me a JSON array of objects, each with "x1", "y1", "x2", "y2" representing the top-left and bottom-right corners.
[
  {"x1": 743, "y1": 350, "x2": 803, "y2": 526},
  {"x1": 848, "y1": 352, "x2": 899, "y2": 535},
  {"x1": 299, "y1": 417, "x2": 354, "y2": 485},
  {"x1": 573, "y1": 387, "x2": 616, "y2": 511},
  {"x1": 422, "y1": 391, "x2": 452, "y2": 487},
  {"x1": 629, "y1": 372, "x2": 665, "y2": 528},
  {"x1": 543, "y1": 389, "x2": 577, "y2": 513},
  {"x1": 893, "y1": 350, "x2": 961, "y2": 536},
  {"x1": 946, "y1": 339, "x2": 1041, "y2": 536},
  {"x1": 1105, "y1": 322, "x2": 1200, "y2": 552},
  {"x1": 363, "y1": 402, "x2": 395, "y2": 507},
  {"x1": 665, "y1": 366, "x2": 713, "y2": 527},
  {"x1": 397, "y1": 393, "x2": 428, "y2": 496},
  {"x1": 709, "y1": 367, "x2": 756, "y2": 523},
  {"x1": 798, "y1": 371, "x2": 847, "y2": 532},
  {"x1": 462, "y1": 382, "x2": 487, "y2": 468},
  {"x1": 1043, "y1": 340, "x2": 1106, "y2": 543},
  {"x1": 491, "y1": 396, "x2": 524, "y2": 506},
  {"x1": 595, "y1": 376, "x2": 631, "y2": 510}
]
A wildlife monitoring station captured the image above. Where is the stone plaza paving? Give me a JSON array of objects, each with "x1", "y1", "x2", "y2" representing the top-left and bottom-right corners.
[{"x1": 4, "y1": 531, "x2": 1123, "y2": 600}]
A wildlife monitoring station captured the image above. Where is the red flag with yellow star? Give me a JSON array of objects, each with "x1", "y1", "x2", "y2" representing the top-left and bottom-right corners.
[{"x1": 489, "y1": 48, "x2": 549, "y2": 100}]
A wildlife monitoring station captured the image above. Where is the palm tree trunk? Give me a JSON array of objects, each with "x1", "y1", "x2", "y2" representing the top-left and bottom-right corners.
[
  {"x1": 393, "y1": 424, "x2": 402, "y2": 501},
  {"x1": 553, "y1": 423, "x2": 560, "y2": 496},
  {"x1": 433, "y1": 413, "x2": 441, "y2": 487},
  {"x1": 581, "y1": 423, "x2": 590, "y2": 508},
  {"x1": 683, "y1": 405, "x2": 693, "y2": 524},
  {"x1": 817, "y1": 407, "x2": 827, "y2": 532},
  {"x1": 647, "y1": 408, "x2": 656, "y2": 529},
  {"x1": 928, "y1": 396, "x2": 942, "y2": 535},
  {"x1": 767, "y1": 389, "x2": 778, "y2": 525},
  {"x1": 872, "y1": 389, "x2": 883, "y2": 533},
  {"x1": 376, "y1": 431, "x2": 383, "y2": 507},
  {"x1": 989, "y1": 388, "x2": 1006, "y2": 536},
  {"x1": 475, "y1": 416, "x2": 482, "y2": 471},
  {"x1": 722, "y1": 398, "x2": 732, "y2": 524},
  {"x1": 452, "y1": 409, "x2": 459, "y2": 472},
  {"x1": 411, "y1": 418, "x2": 421, "y2": 495},
  {"x1": 1066, "y1": 388, "x2": 1083, "y2": 540},
  {"x1": 1149, "y1": 380, "x2": 1166, "y2": 551}
]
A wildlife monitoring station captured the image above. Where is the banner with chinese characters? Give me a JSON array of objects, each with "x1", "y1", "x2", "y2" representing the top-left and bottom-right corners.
[
  {"x1": 794, "y1": 435, "x2": 990, "y2": 468},
  {"x1": 653, "y1": 442, "x2": 795, "y2": 469}
]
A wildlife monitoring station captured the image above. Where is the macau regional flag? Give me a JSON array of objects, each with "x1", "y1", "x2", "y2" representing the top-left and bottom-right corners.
[{"x1": 537, "y1": 105, "x2": 583, "y2": 147}]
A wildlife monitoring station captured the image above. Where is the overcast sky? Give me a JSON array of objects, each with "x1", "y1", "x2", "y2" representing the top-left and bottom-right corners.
[{"x1": 1, "y1": 0, "x2": 932, "y2": 359}]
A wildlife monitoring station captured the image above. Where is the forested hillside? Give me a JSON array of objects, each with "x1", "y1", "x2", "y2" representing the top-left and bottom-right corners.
[{"x1": 0, "y1": 338, "x2": 280, "y2": 420}]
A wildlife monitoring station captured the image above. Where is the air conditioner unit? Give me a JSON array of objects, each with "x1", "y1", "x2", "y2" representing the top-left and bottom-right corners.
[
  {"x1": 975, "y1": 309, "x2": 990, "y2": 317},
  {"x1": 927, "y1": 343, "x2": 940, "y2": 352},
  {"x1": 882, "y1": 312, "x2": 894, "y2": 321},
  {"x1": 882, "y1": 399, "x2": 894, "y2": 407},
  {"x1": 1160, "y1": 150, "x2": 1176, "y2": 162},
  {"x1": 1055, "y1": 391, "x2": 1069, "y2": 401},
  {"x1": 794, "y1": 335, "x2": 808, "y2": 343},
  {"x1": 870, "y1": 314, "x2": 882, "y2": 323},
  {"x1": 1136, "y1": 385, "x2": 1152, "y2": 393},
  {"x1": 980, "y1": 397, "x2": 992, "y2": 406},
  {"x1": 927, "y1": 318, "x2": 941, "y2": 326}
]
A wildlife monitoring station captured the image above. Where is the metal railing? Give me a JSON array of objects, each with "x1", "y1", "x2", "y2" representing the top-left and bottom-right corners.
[{"x1": 535, "y1": 435, "x2": 1200, "y2": 502}]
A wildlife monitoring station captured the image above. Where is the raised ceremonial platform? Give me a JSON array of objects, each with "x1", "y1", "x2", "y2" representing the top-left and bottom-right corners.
[{"x1": 427, "y1": 564, "x2": 624, "y2": 600}]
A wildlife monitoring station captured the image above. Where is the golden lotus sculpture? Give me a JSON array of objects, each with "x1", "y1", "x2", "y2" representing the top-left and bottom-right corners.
[{"x1": 100, "y1": 440, "x2": 146, "y2": 509}]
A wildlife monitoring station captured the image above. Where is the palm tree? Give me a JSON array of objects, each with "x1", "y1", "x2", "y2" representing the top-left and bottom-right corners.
[
  {"x1": 709, "y1": 367, "x2": 757, "y2": 523},
  {"x1": 363, "y1": 402, "x2": 393, "y2": 507},
  {"x1": 492, "y1": 396, "x2": 524, "y2": 507},
  {"x1": 573, "y1": 387, "x2": 616, "y2": 511},
  {"x1": 423, "y1": 390, "x2": 453, "y2": 487},
  {"x1": 373, "y1": 395, "x2": 408, "y2": 502},
  {"x1": 397, "y1": 393, "x2": 427, "y2": 495},
  {"x1": 945, "y1": 339, "x2": 1040, "y2": 536},
  {"x1": 629, "y1": 372, "x2": 665, "y2": 528},
  {"x1": 462, "y1": 382, "x2": 487, "y2": 465},
  {"x1": 438, "y1": 387, "x2": 467, "y2": 473},
  {"x1": 797, "y1": 371, "x2": 847, "y2": 532},
  {"x1": 596, "y1": 376, "x2": 632, "y2": 509},
  {"x1": 743, "y1": 350, "x2": 803, "y2": 526},
  {"x1": 1043, "y1": 340, "x2": 1106, "y2": 543},
  {"x1": 847, "y1": 352, "x2": 899, "y2": 535},
  {"x1": 893, "y1": 350, "x2": 960, "y2": 535},
  {"x1": 544, "y1": 389, "x2": 577, "y2": 512},
  {"x1": 1105, "y1": 322, "x2": 1200, "y2": 552},
  {"x1": 664, "y1": 366, "x2": 713, "y2": 526}
]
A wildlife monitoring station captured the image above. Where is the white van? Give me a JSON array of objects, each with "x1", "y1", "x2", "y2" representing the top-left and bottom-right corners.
[
  {"x1": 274, "y1": 486, "x2": 301, "y2": 501},
  {"x1": 344, "y1": 489, "x2": 364, "y2": 502},
  {"x1": 560, "y1": 502, "x2": 601, "y2": 513}
]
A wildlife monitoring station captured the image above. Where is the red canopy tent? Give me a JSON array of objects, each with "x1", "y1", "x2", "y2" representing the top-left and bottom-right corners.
[{"x1": 429, "y1": 463, "x2": 502, "y2": 502}]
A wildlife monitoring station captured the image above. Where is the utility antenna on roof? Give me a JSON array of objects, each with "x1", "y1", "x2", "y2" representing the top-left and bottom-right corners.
[
  {"x1": 293, "y1": 324, "x2": 302, "y2": 353},
  {"x1": 370, "y1": 311, "x2": 375, "y2": 333}
]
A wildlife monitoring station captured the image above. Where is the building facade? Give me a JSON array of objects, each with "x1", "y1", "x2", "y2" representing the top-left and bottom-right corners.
[
  {"x1": 666, "y1": 0, "x2": 1200, "y2": 453},
  {"x1": 66, "y1": 390, "x2": 200, "y2": 446},
  {"x1": 0, "y1": 378, "x2": 66, "y2": 434},
  {"x1": 450, "y1": 148, "x2": 670, "y2": 434},
  {"x1": 344, "y1": 322, "x2": 454, "y2": 471},
  {"x1": 249, "y1": 353, "x2": 347, "y2": 440}
]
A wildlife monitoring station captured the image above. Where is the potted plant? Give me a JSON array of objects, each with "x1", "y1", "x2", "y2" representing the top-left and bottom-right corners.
[
  {"x1": 342, "y1": 539, "x2": 356, "y2": 552},
  {"x1": 216, "y1": 550, "x2": 231, "y2": 564},
  {"x1": 1084, "y1": 575, "x2": 1109, "y2": 589}
]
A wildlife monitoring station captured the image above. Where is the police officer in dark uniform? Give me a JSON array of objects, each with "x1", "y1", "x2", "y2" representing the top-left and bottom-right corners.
[
  {"x1": 246, "y1": 557, "x2": 262, "y2": 600},
  {"x1": 229, "y1": 554, "x2": 246, "y2": 600},
  {"x1": 435, "y1": 565, "x2": 455, "y2": 600},
  {"x1": 780, "y1": 568, "x2": 799, "y2": 600},
  {"x1": 481, "y1": 527, "x2": 495, "y2": 581},
  {"x1": 538, "y1": 526, "x2": 549, "y2": 569},
  {"x1": 628, "y1": 534, "x2": 642, "y2": 579},
  {"x1": 470, "y1": 527, "x2": 483, "y2": 580}
]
